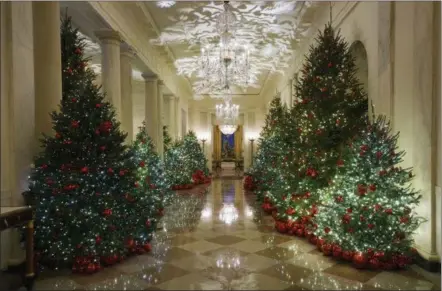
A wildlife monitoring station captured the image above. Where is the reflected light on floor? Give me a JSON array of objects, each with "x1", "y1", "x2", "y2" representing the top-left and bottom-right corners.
[
  {"x1": 245, "y1": 206, "x2": 254, "y2": 217},
  {"x1": 219, "y1": 203, "x2": 239, "y2": 225},
  {"x1": 201, "y1": 207, "x2": 212, "y2": 219}
]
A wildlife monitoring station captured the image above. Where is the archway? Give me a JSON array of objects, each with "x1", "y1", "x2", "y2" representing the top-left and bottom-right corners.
[{"x1": 349, "y1": 41, "x2": 370, "y2": 115}]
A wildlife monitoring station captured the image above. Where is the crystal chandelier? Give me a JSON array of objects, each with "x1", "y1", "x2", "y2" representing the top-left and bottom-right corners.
[
  {"x1": 216, "y1": 97, "x2": 239, "y2": 136},
  {"x1": 199, "y1": 1, "x2": 250, "y2": 93}
]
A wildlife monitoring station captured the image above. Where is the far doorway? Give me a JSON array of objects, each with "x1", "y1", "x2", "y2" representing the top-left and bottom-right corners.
[{"x1": 212, "y1": 125, "x2": 244, "y2": 178}]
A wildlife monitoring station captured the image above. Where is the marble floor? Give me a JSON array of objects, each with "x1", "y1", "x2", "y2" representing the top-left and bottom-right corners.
[{"x1": 35, "y1": 179, "x2": 441, "y2": 290}]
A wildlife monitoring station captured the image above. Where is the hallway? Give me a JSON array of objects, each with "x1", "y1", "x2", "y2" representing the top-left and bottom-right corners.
[{"x1": 33, "y1": 179, "x2": 439, "y2": 290}]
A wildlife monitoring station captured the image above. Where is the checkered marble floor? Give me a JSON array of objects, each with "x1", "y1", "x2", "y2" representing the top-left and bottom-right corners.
[{"x1": 34, "y1": 179, "x2": 441, "y2": 290}]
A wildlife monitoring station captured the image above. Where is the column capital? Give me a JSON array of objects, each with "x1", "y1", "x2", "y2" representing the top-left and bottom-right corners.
[
  {"x1": 158, "y1": 79, "x2": 165, "y2": 86},
  {"x1": 95, "y1": 29, "x2": 121, "y2": 45},
  {"x1": 120, "y1": 42, "x2": 136, "y2": 59},
  {"x1": 141, "y1": 73, "x2": 158, "y2": 82}
]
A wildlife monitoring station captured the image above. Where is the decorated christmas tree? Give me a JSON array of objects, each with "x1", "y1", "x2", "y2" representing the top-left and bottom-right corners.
[
  {"x1": 312, "y1": 114, "x2": 423, "y2": 269},
  {"x1": 245, "y1": 95, "x2": 288, "y2": 199},
  {"x1": 273, "y1": 24, "x2": 368, "y2": 233},
  {"x1": 164, "y1": 139, "x2": 194, "y2": 189},
  {"x1": 27, "y1": 15, "x2": 147, "y2": 273},
  {"x1": 181, "y1": 131, "x2": 211, "y2": 185},
  {"x1": 163, "y1": 125, "x2": 172, "y2": 152}
]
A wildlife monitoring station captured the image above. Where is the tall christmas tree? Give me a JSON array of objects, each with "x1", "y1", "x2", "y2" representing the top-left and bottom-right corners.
[
  {"x1": 27, "y1": 15, "x2": 143, "y2": 272},
  {"x1": 245, "y1": 96, "x2": 288, "y2": 200},
  {"x1": 273, "y1": 24, "x2": 368, "y2": 233},
  {"x1": 312, "y1": 115, "x2": 423, "y2": 269}
]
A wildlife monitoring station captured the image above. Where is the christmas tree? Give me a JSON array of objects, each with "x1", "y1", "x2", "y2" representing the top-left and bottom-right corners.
[
  {"x1": 312, "y1": 114, "x2": 423, "y2": 269},
  {"x1": 163, "y1": 125, "x2": 172, "y2": 152},
  {"x1": 245, "y1": 95, "x2": 288, "y2": 200},
  {"x1": 164, "y1": 139, "x2": 194, "y2": 189},
  {"x1": 27, "y1": 15, "x2": 146, "y2": 272},
  {"x1": 181, "y1": 131, "x2": 211, "y2": 185},
  {"x1": 273, "y1": 24, "x2": 368, "y2": 233}
]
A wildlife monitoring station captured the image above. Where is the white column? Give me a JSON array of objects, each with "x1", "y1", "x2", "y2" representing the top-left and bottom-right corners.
[
  {"x1": 95, "y1": 30, "x2": 122, "y2": 119},
  {"x1": 288, "y1": 78, "x2": 293, "y2": 108},
  {"x1": 157, "y1": 80, "x2": 165, "y2": 157},
  {"x1": 175, "y1": 97, "x2": 182, "y2": 138},
  {"x1": 166, "y1": 95, "x2": 176, "y2": 138},
  {"x1": 141, "y1": 74, "x2": 158, "y2": 150},
  {"x1": 1, "y1": 1, "x2": 35, "y2": 268},
  {"x1": 33, "y1": 2, "x2": 61, "y2": 139},
  {"x1": 120, "y1": 43, "x2": 134, "y2": 142}
]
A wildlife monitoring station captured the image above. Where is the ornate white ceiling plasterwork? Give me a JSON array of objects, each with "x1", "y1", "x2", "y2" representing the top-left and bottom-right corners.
[{"x1": 149, "y1": 1, "x2": 315, "y2": 97}]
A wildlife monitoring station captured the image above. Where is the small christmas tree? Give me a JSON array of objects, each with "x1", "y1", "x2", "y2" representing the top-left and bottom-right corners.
[
  {"x1": 312, "y1": 114, "x2": 423, "y2": 269},
  {"x1": 163, "y1": 125, "x2": 172, "y2": 152},
  {"x1": 181, "y1": 131, "x2": 210, "y2": 185},
  {"x1": 274, "y1": 24, "x2": 368, "y2": 232},
  {"x1": 164, "y1": 139, "x2": 193, "y2": 189},
  {"x1": 27, "y1": 15, "x2": 145, "y2": 272}
]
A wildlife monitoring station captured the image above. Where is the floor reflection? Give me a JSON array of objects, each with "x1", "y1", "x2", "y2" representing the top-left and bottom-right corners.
[{"x1": 34, "y1": 179, "x2": 441, "y2": 291}]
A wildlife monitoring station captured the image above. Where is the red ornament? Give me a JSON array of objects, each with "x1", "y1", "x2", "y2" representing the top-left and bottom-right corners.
[
  {"x1": 67, "y1": 68, "x2": 73, "y2": 74},
  {"x1": 353, "y1": 252, "x2": 368, "y2": 269},
  {"x1": 119, "y1": 170, "x2": 125, "y2": 176},
  {"x1": 335, "y1": 195, "x2": 344, "y2": 203},
  {"x1": 286, "y1": 207, "x2": 296, "y2": 215},
  {"x1": 96, "y1": 103, "x2": 102, "y2": 108},
  {"x1": 145, "y1": 220, "x2": 151, "y2": 227},
  {"x1": 309, "y1": 235, "x2": 318, "y2": 245},
  {"x1": 107, "y1": 168, "x2": 114, "y2": 175},
  {"x1": 40, "y1": 164, "x2": 48, "y2": 169},
  {"x1": 342, "y1": 250, "x2": 354, "y2": 261},
  {"x1": 139, "y1": 161, "x2": 145, "y2": 167},
  {"x1": 103, "y1": 209, "x2": 112, "y2": 216},
  {"x1": 332, "y1": 245, "x2": 342, "y2": 258},
  {"x1": 296, "y1": 228, "x2": 304, "y2": 237},
  {"x1": 369, "y1": 184, "x2": 377, "y2": 192},
  {"x1": 324, "y1": 227, "x2": 331, "y2": 234},
  {"x1": 71, "y1": 120, "x2": 79, "y2": 128},
  {"x1": 316, "y1": 238, "x2": 325, "y2": 250},
  {"x1": 72, "y1": 98, "x2": 77, "y2": 102},
  {"x1": 134, "y1": 182, "x2": 140, "y2": 188},
  {"x1": 95, "y1": 129, "x2": 100, "y2": 135},
  {"x1": 367, "y1": 223, "x2": 375, "y2": 229},
  {"x1": 327, "y1": 62, "x2": 332, "y2": 68},
  {"x1": 86, "y1": 263, "x2": 96, "y2": 274},
  {"x1": 322, "y1": 244, "x2": 332, "y2": 256},
  {"x1": 336, "y1": 159, "x2": 344, "y2": 167},
  {"x1": 384, "y1": 208, "x2": 393, "y2": 215},
  {"x1": 81, "y1": 167, "x2": 89, "y2": 174},
  {"x1": 55, "y1": 132, "x2": 61, "y2": 139},
  {"x1": 368, "y1": 258, "x2": 381, "y2": 269},
  {"x1": 336, "y1": 119, "x2": 340, "y2": 125},
  {"x1": 143, "y1": 243, "x2": 152, "y2": 252},
  {"x1": 376, "y1": 151, "x2": 383, "y2": 159},
  {"x1": 357, "y1": 184, "x2": 367, "y2": 196},
  {"x1": 74, "y1": 47, "x2": 82, "y2": 54},
  {"x1": 346, "y1": 208, "x2": 353, "y2": 213},
  {"x1": 95, "y1": 235, "x2": 102, "y2": 244},
  {"x1": 100, "y1": 145, "x2": 106, "y2": 151},
  {"x1": 400, "y1": 216, "x2": 409, "y2": 224}
]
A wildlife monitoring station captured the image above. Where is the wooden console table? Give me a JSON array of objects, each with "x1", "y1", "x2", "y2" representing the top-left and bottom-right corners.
[{"x1": 0, "y1": 206, "x2": 35, "y2": 290}]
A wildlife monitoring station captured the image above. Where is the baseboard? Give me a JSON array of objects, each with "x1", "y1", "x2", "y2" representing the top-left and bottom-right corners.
[{"x1": 415, "y1": 252, "x2": 441, "y2": 273}]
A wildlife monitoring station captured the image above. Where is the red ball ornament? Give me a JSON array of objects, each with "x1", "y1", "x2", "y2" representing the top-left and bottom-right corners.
[
  {"x1": 74, "y1": 47, "x2": 82, "y2": 54},
  {"x1": 353, "y1": 252, "x2": 368, "y2": 269},
  {"x1": 86, "y1": 263, "x2": 96, "y2": 274},
  {"x1": 95, "y1": 236, "x2": 102, "y2": 244},
  {"x1": 81, "y1": 167, "x2": 89, "y2": 174},
  {"x1": 107, "y1": 168, "x2": 114, "y2": 175},
  {"x1": 119, "y1": 170, "x2": 125, "y2": 176},
  {"x1": 96, "y1": 103, "x2": 102, "y2": 108},
  {"x1": 369, "y1": 184, "x2": 377, "y2": 192},
  {"x1": 134, "y1": 182, "x2": 140, "y2": 188},
  {"x1": 296, "y1": 228, "x2": 304, "y2": 237},
  {"x1": 100, "y1": 145, "x2": 106, "y2": 151},
  {"x1": 322, "y1": 244, "x2": 332, "y2": 256},
  {"x1": 145, "y1": 220, "x2": 151, "y2": 227},
  {"x1": 103, "y1": 209, "x2": 112, "y2": 216},
  {"x1": 327, "y1": 62, "x2": 332, "y2": 68},
  {"x1": 368, "y1": 258, "x2": 381, "y2": 269},
  {"x1": 71, "y1": 120, "x2": 79, "y2": 128},
  {"x1": 139, "y1": 161, "x2": 145, "y2": 167},
  {"x1": 143, "y1": 243, "x2": 152, "y2": 252},
  {"x1": 55, "y1": 132, "x2": 61, "y2": 139},
  {"x1": 324, "y1": 227, "x2": 331, "y2": 234},
  {"x1": 316, "y1": 238, "x2": 325, "y2": 250},
  {"x1": 309, "y1": 235, "x2": 318, "y2": 245},
  {"x1": 342, "y1": 251, "x2": 354, "y2": 261},
  {"x1": 72, "y1": 97, "x2": 77, "y2": 102},
  {"x1": 332, "y1": 245, "x2": 342, "y2": 258}
]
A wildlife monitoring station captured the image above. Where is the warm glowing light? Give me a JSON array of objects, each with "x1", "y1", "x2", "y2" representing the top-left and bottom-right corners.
[{"x1": 219, "y1": 203, "x2": 239, "y2": 225}]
